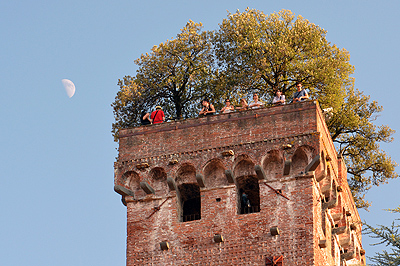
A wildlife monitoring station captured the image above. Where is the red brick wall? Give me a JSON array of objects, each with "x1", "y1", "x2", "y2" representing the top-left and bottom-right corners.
[
  {"x1": 115, "y1": 101, "x2": 365, "y2": 266},
  {"x1": 117, "y1": 101, "x2": 317, "y2": 161}
]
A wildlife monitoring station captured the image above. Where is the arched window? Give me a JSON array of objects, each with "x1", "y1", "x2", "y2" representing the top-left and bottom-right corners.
[
  {"x1": 178, "y1": 183, "x2": 201, "y2": 222},
  {"x1": 234, "y1": 156, "x2": 260, "y2": 214},
  {"x1": 237, "y1": 175, "x2": 260, "y2": 214},
  {"x1": 175, "y1": 164, "x2": 201, "y2": 222}
]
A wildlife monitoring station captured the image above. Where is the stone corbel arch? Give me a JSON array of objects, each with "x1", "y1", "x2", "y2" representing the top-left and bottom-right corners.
[
  {"x1": 175, "y1": 163, "x2": 197, "y2": 185},
  {"x1": 331, "y1": 195, "x2": 345, "y2": 228},
  {"x1": 203, "y1": 158, "x2": 229, "y2": 188},
  {"x1": 291, "y1": 145, "x2": 315, "y2": 175},
  {"x1": 261, "y1": 149, "x2": 284, "y2": 180},
  {"x1": 316, "y1": 150, "x2": 328, "y2": 181},
  {"x1": 323, "y1": 179, "x2": 339, "y2": 210},
  {"x1": 320, "y1": 166, "x2": 332, "y2": 200},
  {"x1": 233, "y1": 154, "x2": 257, "y2": 179},
  {"x1": 121, "y1": 170, "x2": 146, "y2": 199},
  {"x1": 148, "y1": 167, "x2": 168, "y2": 197}
]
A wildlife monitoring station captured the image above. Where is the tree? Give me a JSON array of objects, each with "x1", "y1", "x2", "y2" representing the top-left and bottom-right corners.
[
  {"x1": 327, "y1": 87, "x2": 397, "y2": 208},
  {"x1": 112, "y1": 9, "x2": 397, "y2": 208},
  {"x1": 213, "y1": 8, "x2": 353, "y2": 110},
  {"x1": 212, "y1": 8, "x2": 397, "y2": 208},
  {"x1": 364, "y1": 206, "x2": 400, "y2": 265},
  {"x1": 112, "y1": 20, "x2": 220, "y2": 139}
]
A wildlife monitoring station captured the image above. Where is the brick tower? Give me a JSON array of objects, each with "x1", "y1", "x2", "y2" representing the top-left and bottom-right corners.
[{"x1": 114, "y1": 101, "x2": 365, "y2": 266}]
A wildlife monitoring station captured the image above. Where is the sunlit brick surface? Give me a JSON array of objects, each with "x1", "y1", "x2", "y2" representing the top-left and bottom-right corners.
[{"x1": 115, "y1": 101, "x2": 365, "y2": 266}]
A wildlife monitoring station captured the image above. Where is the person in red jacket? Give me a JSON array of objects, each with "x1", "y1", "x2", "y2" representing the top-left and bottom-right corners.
[{"x1": 150, "y1": 106, "x2": 165, "y2": 124}]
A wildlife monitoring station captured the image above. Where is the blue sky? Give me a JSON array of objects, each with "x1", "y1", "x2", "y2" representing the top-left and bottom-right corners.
[{"x1": 1, "y1": 1, "x2": 399, "y2": 265}]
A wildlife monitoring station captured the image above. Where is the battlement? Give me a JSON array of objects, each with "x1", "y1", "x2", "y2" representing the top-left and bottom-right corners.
[{"x1": 114, "y1": 101, "x2": 365, "y2": 266}]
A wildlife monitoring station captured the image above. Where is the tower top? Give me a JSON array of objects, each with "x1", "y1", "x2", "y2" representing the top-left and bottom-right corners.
[{"x1": 114, "y1": 101, "x2": 365, "y2": 266}]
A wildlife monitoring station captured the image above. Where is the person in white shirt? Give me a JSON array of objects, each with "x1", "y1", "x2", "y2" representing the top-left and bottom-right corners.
[
  {"x1": 272, "y1": 90, "x2": 285, "y2": 105},
  {"x1": 221, "y1": 99, "x2": 235, "y2": 114},
  {"x1": 248, "y1": 93, "x2": 264, "y2": 109}
]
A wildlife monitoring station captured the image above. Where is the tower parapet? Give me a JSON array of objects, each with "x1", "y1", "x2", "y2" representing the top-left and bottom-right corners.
[{"x1": 114, "y1": 100, "x2": 365, "y2": 266}]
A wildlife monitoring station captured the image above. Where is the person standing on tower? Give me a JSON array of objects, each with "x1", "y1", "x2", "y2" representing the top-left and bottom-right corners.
[
  {"x1": 221, "y1": 99, "x2": 235, "y2": 114},
  {"x1": 272, "y1": 90, "x2": 286, "y2": 105},
  {"x1": 199, "y1": 99, "x2": 216, "y2": 116},
  {"x1": 292, "y1": 82, "x2": 309, "y2": 103},
  {"x1": 150, "y1": 106, "x2": 165, "y2": 124},
  {"x1": 248, "y1": 93, "x2": 264, "y2": 109},
  {"x1": 236, "y1": 98, "x2": 248, "y2": 111},
  {"x1": 140, "y1": 110, "x2": 152, "y2": 125}
]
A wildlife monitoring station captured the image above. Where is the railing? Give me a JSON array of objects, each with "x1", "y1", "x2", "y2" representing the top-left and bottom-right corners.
[
  {"x1": 183, "y1": 213, "x2": 201, "y2": 222},
  {"x1": 242, "y1": 205, "x2": 260, "y2": 214}
]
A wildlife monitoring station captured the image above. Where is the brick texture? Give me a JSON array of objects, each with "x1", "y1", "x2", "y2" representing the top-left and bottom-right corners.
[{"x1": 115, "y1": 101, "x2": 365, "y2": 266}]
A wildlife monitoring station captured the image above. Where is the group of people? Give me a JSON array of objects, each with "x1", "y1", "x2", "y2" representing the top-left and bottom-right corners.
[
  {"x1": 140, "y1": 106, "x2": 165, "y2": 125},
  {"x1": 206, "y1": 92, "x2": 265, "y2": 116},
  {"x1": 200, "y1": 82, "x2": 309, "y2": 116},
  {"x1": 272, "y1": 82, "x2": 309, "y2": 104},
  {"x1": 141, "y1": 82, "x2": 309, "y2": 125}
]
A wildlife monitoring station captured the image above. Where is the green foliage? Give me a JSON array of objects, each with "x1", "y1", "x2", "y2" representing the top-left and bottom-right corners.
[
  {"x1": 112, "y1": 8, "x2": 397, "y2": 208},
  {"x1": 327, "y1": 87, "x2": 398, "y2": 208},
  {"x1": 364, "y1": 207, "x2": 400, "y2": 265},
  {"x1": 112, "y1": 20, "x2": 222, "y2": 140},
  {"x1": 213, "y1": 9, "x2": 353, "y2": 109}
]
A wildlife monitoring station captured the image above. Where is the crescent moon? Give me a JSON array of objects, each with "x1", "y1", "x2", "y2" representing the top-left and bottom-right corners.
[{"x1": 61, "y1": 79, "x2": 76, "y2": 98}]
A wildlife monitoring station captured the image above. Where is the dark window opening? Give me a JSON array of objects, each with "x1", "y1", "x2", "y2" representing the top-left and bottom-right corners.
[
  {"x1": 178, "y1": 183, "x2": 201, "y2": 222},
  {"x1": 237, "y1": 175, "x2": 260, "y2": 214}
]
